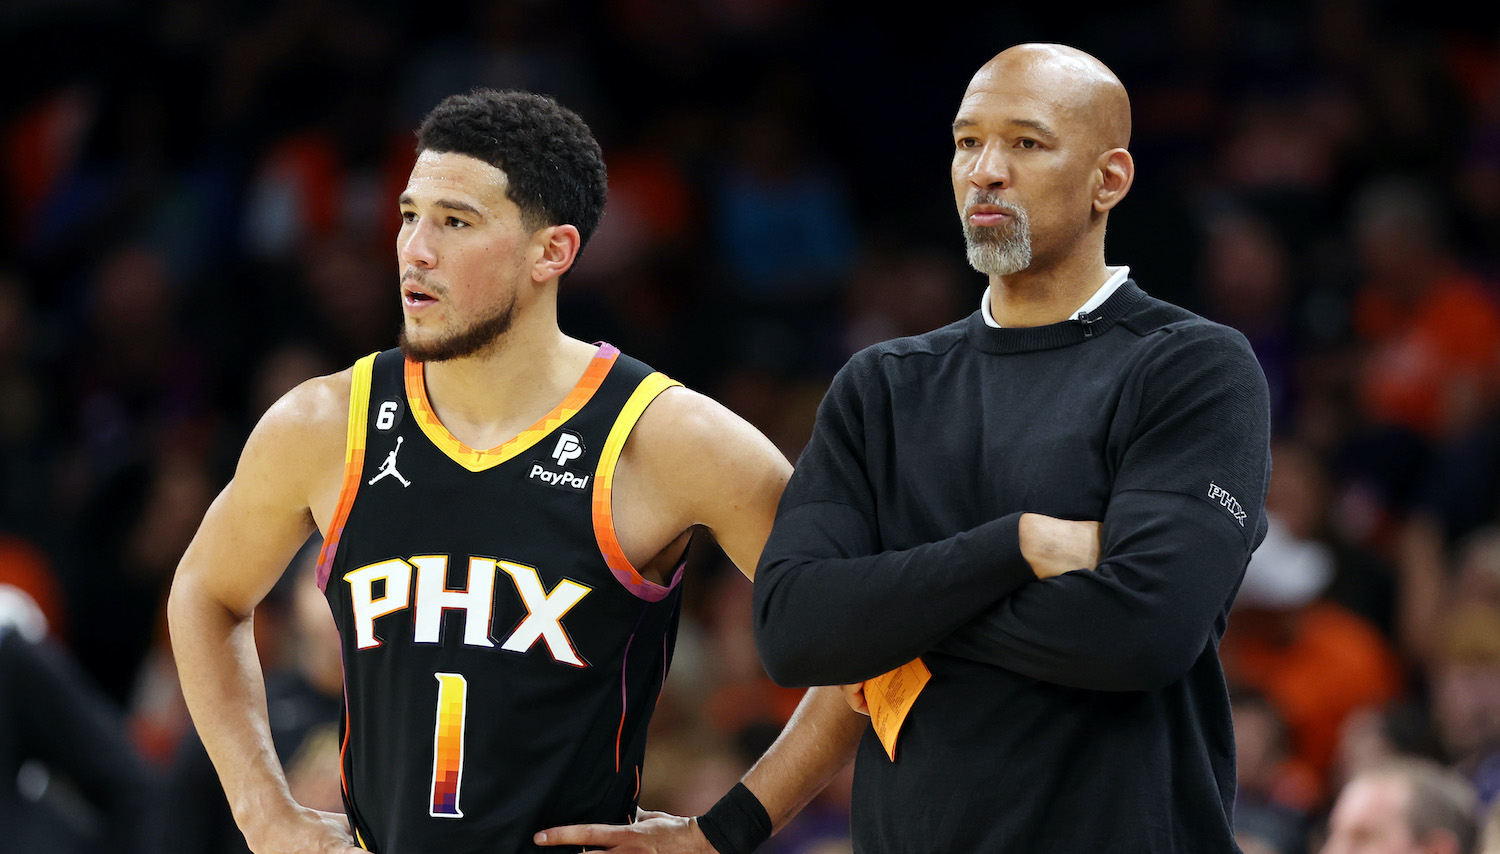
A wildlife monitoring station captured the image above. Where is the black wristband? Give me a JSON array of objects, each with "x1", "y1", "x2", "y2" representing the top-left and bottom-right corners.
[{"x1": 697, "y1": 782, "x2": 772, "y2": 854}]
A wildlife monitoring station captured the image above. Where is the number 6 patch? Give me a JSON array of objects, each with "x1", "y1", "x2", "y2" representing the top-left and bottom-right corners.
[{"x1": 375, "y1": 398, "x2": 405, "y2": 433}]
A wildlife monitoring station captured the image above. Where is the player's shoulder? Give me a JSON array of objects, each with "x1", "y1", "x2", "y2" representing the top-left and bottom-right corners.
[
  {"x1": 633, "y1": 384, "x2": 758, "y2": 450},
  {"x1": 625, "y1": 383, "x2": 789, "y2": 479},
  {"x1": 244, "y1": 359, "x2": 363, "y2": 463},
  {"x1": 265, "y1": 364, "x2": 357, "y2": 430}
]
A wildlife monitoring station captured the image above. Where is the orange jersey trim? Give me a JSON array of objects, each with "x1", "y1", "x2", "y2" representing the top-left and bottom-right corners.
[
  {"x1": 591, "y1": 373, "x2": 682, "y2": 602},
  {"x1": 341, "y1": 704, "x2": 356, "y2": 842},
  {"x1": 404, "y1": 344, "x2": 620, "y2": 472},
  {"x1": 316, "y1": 353, "x2": 377, "y2": 590}
]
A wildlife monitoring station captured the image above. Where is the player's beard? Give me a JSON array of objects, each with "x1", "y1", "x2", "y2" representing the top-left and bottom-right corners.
[
  {"x1": 963, "y1": 198, "x2": 1032, "y2": 277},
  {"x1": 399, "y1": 295, "x2": 517, "y2": 362}
]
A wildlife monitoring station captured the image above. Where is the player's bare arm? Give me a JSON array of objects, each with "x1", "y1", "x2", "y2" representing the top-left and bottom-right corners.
[
  {"x1": 537, "y1": 386, "x2": 865, "y2": 853},
  {"x1": 612, "y1": 385, "x2": 790, "y2": 577},
  {"x1": 167, "y1": 370, "x2": 362, "y2": 854}
]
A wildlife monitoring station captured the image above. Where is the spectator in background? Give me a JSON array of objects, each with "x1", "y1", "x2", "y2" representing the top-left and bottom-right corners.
[
  {"x1": 1234, "y1": 688, "x2": 1319, "y2": 854},
  {"x1": 1270, "y1": 439, "x2": 1400, "y2": 641},
  {"x1": 712, "y1": 88, "x2": 854, "y2": 307},
  {"x1": 1427, "y1": 597, "x2": 1500, "y2": 811},
  {"x1": 1330, "y1": 699, "x2": 1451, "y2": 806},
  {"x1": 1398, "y1": 518, "x2": 1500, "y2": 674},
  {"x1": 1347, "y1": 176, "x2": 1500, "y2": 541},
  {"x1": 1320, "y1": 757, "x2": 1477, "y2": 854},
  {"x1": 1395, "y1": 515, "x2": 1500, "y2": 809},
  {"x1": 710, "y1": 86, "x2": 856, "y2": 375}
]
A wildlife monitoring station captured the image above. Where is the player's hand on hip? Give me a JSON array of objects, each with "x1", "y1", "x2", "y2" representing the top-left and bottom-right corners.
[
  {"x1": 841, "y1": 681, "x2": 870, "y2": 716},
  {"x1": 534, "y1": 810, "x2": 714, "y2": 852},
  {"x1": 1018, "y1": 514, "x2": 1102, "y2": 579},
  {"x1": 245, "y1": 805, "x2": 361, "y2": 854}
]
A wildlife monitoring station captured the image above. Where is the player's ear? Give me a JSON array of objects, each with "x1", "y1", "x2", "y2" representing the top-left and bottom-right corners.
[{"x1": 532, "y1": 224, "x2": 582, "y2": 283}]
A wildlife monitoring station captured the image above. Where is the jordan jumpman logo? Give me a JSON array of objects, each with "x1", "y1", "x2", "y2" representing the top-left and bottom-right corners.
[{"x1": 368, "y1": 436, "x2": 412, "y2": 487}]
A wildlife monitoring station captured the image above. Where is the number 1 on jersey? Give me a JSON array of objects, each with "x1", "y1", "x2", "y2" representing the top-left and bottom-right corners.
[{"x1": 430, "y1": 672, "x2": 467, "y2": 818}]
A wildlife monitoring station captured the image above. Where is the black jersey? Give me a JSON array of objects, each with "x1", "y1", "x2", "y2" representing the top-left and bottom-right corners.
[{"x1": 316, "y1": 343, "x2": 685, "y2": 854}]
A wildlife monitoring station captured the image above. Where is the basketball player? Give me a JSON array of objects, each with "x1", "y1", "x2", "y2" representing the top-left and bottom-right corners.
[{"x1": 168, "y1": 90, "x2": 864, "y2": 854}]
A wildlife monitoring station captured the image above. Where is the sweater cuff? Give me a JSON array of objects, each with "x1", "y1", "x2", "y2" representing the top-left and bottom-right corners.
[{"x1": 983, "y1": 511, "x2": 1033, "y2": 598}]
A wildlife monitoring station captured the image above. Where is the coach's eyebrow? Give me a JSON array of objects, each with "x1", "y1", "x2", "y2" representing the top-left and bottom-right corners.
[
  {"x1": 950, "y1": 117, "x2": 1059, "y2": 141},
  {"x1": 1010, "y1": 119, "x2": 1059, "y2": 141}
]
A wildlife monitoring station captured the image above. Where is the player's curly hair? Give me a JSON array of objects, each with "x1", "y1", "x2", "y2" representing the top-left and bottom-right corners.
[{"x1": 416, "y1": 89, "x2": 607, "y2": 254}]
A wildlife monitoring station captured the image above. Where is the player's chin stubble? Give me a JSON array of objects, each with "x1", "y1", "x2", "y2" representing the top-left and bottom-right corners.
[{"x1": 398, "y1": 298, "x2": 518, "y2": 363}]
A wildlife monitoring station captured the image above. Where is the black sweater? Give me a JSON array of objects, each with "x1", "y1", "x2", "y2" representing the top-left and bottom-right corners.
[{"x1": 753, "y1": 281, "x2": 1271, "y2": 853}]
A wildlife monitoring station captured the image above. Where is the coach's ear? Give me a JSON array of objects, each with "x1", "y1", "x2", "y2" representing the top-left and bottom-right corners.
[
  {"x1": 532, "y1": 224, "x2": 582, "y2": 283},
  {"x1": 1093, "y1": 148, "x2": 1134, "y2": 213}
]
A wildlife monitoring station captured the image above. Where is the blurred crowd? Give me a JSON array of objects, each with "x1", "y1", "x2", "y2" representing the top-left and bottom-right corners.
[{"x1": 3, "y1": 1, "x2": 1500, "y2": 852}]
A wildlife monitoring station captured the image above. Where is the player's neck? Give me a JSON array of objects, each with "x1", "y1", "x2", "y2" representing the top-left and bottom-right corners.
[
  {"x1": 418, "y1": 312, "x2": 598, "y2": 449},
  {"x1": 987, "y1": 250, "x2": 1111, "y2": 328}
]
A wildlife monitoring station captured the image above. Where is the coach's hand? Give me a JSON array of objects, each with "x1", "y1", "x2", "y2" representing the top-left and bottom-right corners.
[
  {"x1": 840, "y1": 681, "x2": 870, "y2": 716},
  {"x1": 246, "y1": 806, "x2": 361, "y2": 854},
  {"x1": 1018, "y1": 514, "x2": 1101, "y2": 579},
  {"x1": 534, "y1": 809, "x2": 714, "y2": 852}
]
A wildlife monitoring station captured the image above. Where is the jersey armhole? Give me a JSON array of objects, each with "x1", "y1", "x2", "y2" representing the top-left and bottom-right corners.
[
  {"x1": 592, "y1": 373, "x2": 683, "y2": 601},
  {"x1": 316, "y1": 353, "x2": 378, "y2": 591}
]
